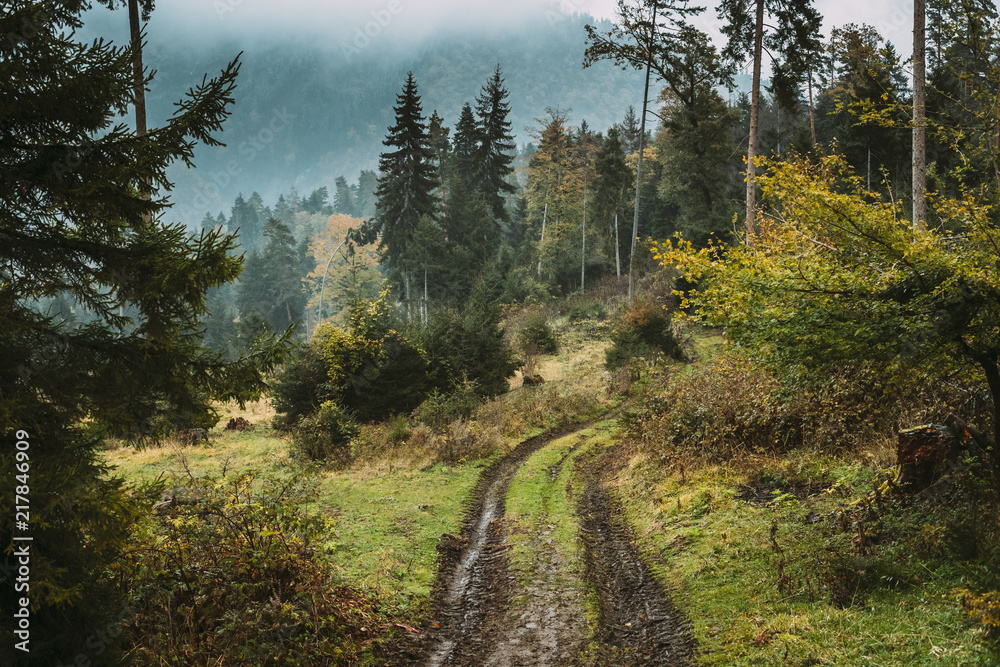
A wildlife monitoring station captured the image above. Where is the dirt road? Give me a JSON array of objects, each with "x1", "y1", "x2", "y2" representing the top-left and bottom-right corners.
[{"x1": 389, "y1": 421, "x2": 693, "y2": 666}]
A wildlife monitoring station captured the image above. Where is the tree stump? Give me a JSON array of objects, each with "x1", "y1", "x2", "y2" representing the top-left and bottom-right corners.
[{"x1": 897, "y1": 424, "x2": 961, "y2": 490}]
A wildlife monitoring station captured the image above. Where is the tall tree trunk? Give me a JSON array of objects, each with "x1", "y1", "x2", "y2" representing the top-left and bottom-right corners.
[
  {"x1": 867, "y1": 145, "x2": 872, "y2": 191},
  {"x1": 979, "y1": 358, "x2": 1000, "y2": 479},
  {"x1": 614, "y1": 211, "x2": 621, "y2": 278},
  {"x1": 629, "y1": 2, "x2": 656, "y2": 305},
  {"x1": 423, "y1": 269, "x2": 428, "y2": 325},
  {"x1": 745, "y1": 0, "x2": 764, "y2": 244},
  {"x1": 128, "y1": 0, "x2": 146, "y2": 137},
  {"x1": 405, "y1": 272, "x2": 411, "y2": 323},
  {"x1": 537, "y1": 201, "x2": 548, "y2": 276},
  {"x1": 128, "y1": 0, "x2": 151, "y2": 225},
  {"x1": 808, "y1": 70, "x2": 817, "y2": 147},
  {"x1": 581, "y1": 184, "x2": 587, "y2": 295},
  {"x1": 913, "y1": 0, "x2": 927, "y2": 229}
]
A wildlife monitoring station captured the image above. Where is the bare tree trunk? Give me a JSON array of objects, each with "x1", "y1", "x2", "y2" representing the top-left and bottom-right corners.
[
  {"x1": 423, "y1": 269, "x2": 428, "y2": 325},
  {"x1": 128, "y1": 0, "x2": 152, "y2": 226},
  {"x1": 128, "y1": 0, "x2": 146, "y2": 137},
  {"x1": 808, "y1": 70, "x2": 817, "y2": 147},
  {"x1": 867, "y1": 146, "x2": 872, "y2": 191},
  {"x1": 629, "y1": 2, "x2": 657, "y2": 306},
  {"x1": 581, "y1": 184, "x2": 586, "y2": 295},
  {"x1": 614, "y1": 211, "x2": 621, "y2": 277},
  {"x1": 745, "y1": 0, "x2": 764, "y2": 244},
  {"x1": 405, "y1": 272, "x2": 411, "y2": 323},
  {"x1": 913, "y1": 0, "x2": 927, "y2": 229},
  {"x1": 537, "y1": 201, "x2": 548, "y2": 276}
]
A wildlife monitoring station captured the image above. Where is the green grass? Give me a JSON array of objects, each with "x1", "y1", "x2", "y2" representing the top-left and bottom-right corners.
[
  {"x1": 504, "y1": 428, "x2": 594, "y2": 585},
  {"x1": 614, "y1": 449, "x2": 999, "y2": 666},
  {"x1": 313, "y1": 460, "x2": 485, "y2": 615},
  {"x1": 102, "y1": 417, "x2": 488, "y2": 618},
  {"x1": 101, "y1": 428, "x2": 295, "y2": 484}
]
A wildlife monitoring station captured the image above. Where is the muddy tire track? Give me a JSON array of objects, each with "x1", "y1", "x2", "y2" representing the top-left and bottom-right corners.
[
  {"x1": 390, "y1": 422, "x2": 594, "y2": 666},
  {"x1": 481, "y1": 439, "x2": 587, "y2": 667},
  {"x1": 577, "y1": 447, "x2": 694, "y2": 666}
]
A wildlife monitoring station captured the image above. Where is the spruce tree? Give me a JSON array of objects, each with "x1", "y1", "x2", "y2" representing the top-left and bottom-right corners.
[
  {"x1": 230, "y1": 192, "x2": 261, "y2": 249},
  {"x1": 428, "y1": 110, "x2": 452, "y2": 214},
  {"x1": 0, "y1": 3, "x2": 285, "y2": 663},
  {"x1": 451, "y1": 103, "x2": 481, "y2": 193},
  {"x1": 443, "y1": 103, "x2": 496, "y2": 300},
  {"x1": 373, "y1": 72, "x2": 439, "y2": 302},
  {"x1": 594, "y1": 126, "x2": 633, "y2": 275},
  {"x1": 303, "y1": 186, "x2": 332, "y2": 215},
  {"x1": 474, "y1": 65, "x2": 517, "y2": 222},
  {"x1": 201, "y1": 210, "x2": 219, "y2": 232},
  {"x1": 619, "y1": 105, "x2": 641, "y2": 154},
  {"x1": 333, "y1": 176, "x2": 357, "y2": 216},
  {"x1": 235, "y1": 219, "x2": 306, "y2": 333},
  {"x1": 355, "y1": 169, "x2": 379, "y2": 218},
  {"x1": 273, "y1": 193, "x2": 296, "y2": 227}
]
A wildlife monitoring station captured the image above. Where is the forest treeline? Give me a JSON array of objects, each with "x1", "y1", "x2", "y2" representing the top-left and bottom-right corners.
[
  {"x1": 197, "y1": 4, "x2": 1000, "y2": 354},
  {"x1": 76, "y1": 9, "x2": 647, "y2": 216}
]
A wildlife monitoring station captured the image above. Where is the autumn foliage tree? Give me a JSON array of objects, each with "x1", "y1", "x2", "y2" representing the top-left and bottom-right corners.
[{"x1": 657, "y1": 154, "x2": 1000, "y2": 463}]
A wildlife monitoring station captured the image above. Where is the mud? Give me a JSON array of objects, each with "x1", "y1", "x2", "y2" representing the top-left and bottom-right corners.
[
  {"x1": 577, "y1": 447, "x2": 694, "y2": 665},
  {"x1": 390, "y1": 423, "x2": 591, "y2": 666},
  {"x1": 481, "y1": 441, "x2": 587, "y2": 667},
  {"x1": 387, "y1": 422, "x2": 694, "y2": 666}
]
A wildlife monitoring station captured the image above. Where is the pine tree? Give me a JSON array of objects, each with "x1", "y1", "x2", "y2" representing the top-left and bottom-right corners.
[
  {"x1": 236, "y1": 219, "x2": 307, "y2": 333},
  {"x1": 274, "y1": 193, "x2": 296, "y2": 227},
  {"x1": 0, "y1": 4, "x2": 285, "y2": 663},
  {"x1": 373, "y1": 72, "x2": 439, "y2": 304},
  {"x1": 594, "y1": 126, "x2": 633, "y2": 275},
  {"x1": 428, "y1": 110, "x2": 452, "y2": 214},
  {"x1": 230, "y1": 192, "x2": 261, "y2": 249},
  {"x1": 333, "y1": 176, "x2": 358, "y2": 216},
  {"x1": 717, "y1": 0, "x2": 824, "y2": 240},
  {"x1": 97, "y1": 0, "x2": 155, "y2": 137},
  {"x1": 619, "y1": 105, "x2": 641, "y2": 154},
  {"x1": 585, "y1": 0, "x2": 708, "y2": 299},
  {"x1": 355, "y1": 170, "x2": 379, "y2": 218},
  {"x1": 474, "y1": 65, "x2": 517, "y2": 222},
  {"x1": 656, "y1": 26, "x2": 741, "y2": 244}
]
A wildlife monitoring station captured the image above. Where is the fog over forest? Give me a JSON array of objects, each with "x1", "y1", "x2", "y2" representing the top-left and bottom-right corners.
[{"x1": 80, "y1": 4, "x2": 646, "y2": 226}]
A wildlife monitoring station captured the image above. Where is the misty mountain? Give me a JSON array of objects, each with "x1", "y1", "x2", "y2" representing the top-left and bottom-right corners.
[{"x1": 82, "y1": 10, "x2": 645, "y2": 226}]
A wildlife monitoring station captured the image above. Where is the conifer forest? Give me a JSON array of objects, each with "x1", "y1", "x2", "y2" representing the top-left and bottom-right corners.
[{"x1": 3, "y1": 0, "x2": 1000, "y2": 665}]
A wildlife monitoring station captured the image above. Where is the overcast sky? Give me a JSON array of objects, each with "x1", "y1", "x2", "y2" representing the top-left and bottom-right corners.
[{"x1": 90, "y1": 0, "x2": 915, "y2": 59}]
